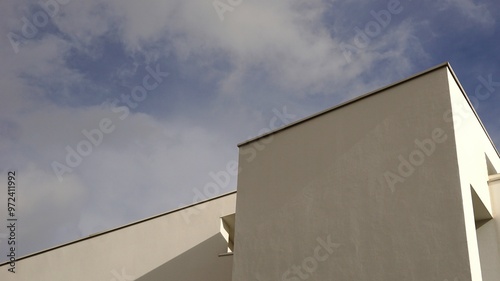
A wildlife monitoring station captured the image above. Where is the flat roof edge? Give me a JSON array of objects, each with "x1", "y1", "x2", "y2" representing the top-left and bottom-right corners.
[
  {"x1": 0, "y1": 190, "x2": 237, "y2": 266},
  {"x1": 238, "y1": 62, "x2": 451, "y2": 147}
]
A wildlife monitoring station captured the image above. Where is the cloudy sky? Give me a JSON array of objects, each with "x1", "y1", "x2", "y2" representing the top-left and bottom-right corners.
[{"x1": 0, "y1": 0, "x2": 499, "y2": 260}]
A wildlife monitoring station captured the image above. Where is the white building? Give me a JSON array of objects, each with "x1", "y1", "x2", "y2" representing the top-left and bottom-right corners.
[{"x1": 2, "y1": 63, "x2": 500, "y2": 281}]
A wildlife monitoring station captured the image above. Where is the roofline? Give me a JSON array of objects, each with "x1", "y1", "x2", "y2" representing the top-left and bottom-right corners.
[
  {"x1": 238, "y1": 62, "x2": 500, "y2": 159},
  {"x1": 0, "y1": 190, "x2": 237, "y2": 266},
  {"x1": 238, "y1": 62, "x2": 450, "y2": 147}
]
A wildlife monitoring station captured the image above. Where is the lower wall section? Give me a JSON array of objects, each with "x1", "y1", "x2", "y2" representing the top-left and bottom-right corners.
[
  {"x1": 137, "y1": 233, "x2": 232, "y2": 281},
  {"x1": 0, "y1": 192, "x2": 236, "y2": 281},
  {"x1": 477, "y1": 176, "x2": 500, "y2": 281}
]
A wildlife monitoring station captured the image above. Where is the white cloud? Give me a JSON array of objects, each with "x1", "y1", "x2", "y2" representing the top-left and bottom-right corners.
[
  {"x1": 43, "y1": 0, "x2": 424, "y2": 99},
  {"x1": 0, "y1": 0, "x2": 433, "y2": 259},
  {"x1": 0, "y1": 99, "x2": 240, "y2": 257},
  {"x1": 436, "y1": 0, "x2": 495, "y2": 26}
]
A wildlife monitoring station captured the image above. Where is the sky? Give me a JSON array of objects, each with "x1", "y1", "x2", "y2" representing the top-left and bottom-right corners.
[{"x1": 0, "y1": 0, "x2": 499, "y2": 261}]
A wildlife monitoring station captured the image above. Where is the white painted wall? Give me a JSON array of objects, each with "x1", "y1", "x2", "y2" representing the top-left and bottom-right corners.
[
  {"x1": 475, "y1": 175, "x2": 500, "y2": 281},
  {"x1": 234, "y1": 65, "x2": 474, "y2": 280},
  {"x1": 447, "y1": 69, "x2": 500, "y2": 281}
]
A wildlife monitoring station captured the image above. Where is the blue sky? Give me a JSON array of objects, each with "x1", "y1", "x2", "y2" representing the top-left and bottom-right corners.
[{"x1": 0, "y1": 0, "x2": 499, "y2": 260}]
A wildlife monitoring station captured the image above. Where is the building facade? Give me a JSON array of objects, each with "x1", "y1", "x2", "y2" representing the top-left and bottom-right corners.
[{"x1": 2, "y1": 63, "x2": 500, "y2": 280}]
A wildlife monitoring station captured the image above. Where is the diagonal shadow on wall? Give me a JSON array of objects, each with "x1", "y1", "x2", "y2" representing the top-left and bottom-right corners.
[{"x1": 136, "y1": 233, "x2": 233, "y2": 281}]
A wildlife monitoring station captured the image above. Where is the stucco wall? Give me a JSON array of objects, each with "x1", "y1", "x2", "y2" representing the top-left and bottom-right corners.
[
  {"x1": 0, "y1": 192, "x2": 236, "y2": 281},
  {"x1": 447, "y1": 68, "x2": 500, "y2": 281},
  {"x1": 234, "y1": 66, "x2": 472, "y2": 281},
  {"x1": 476, "y1": 176, "x2": 500, "y2": 281}
]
